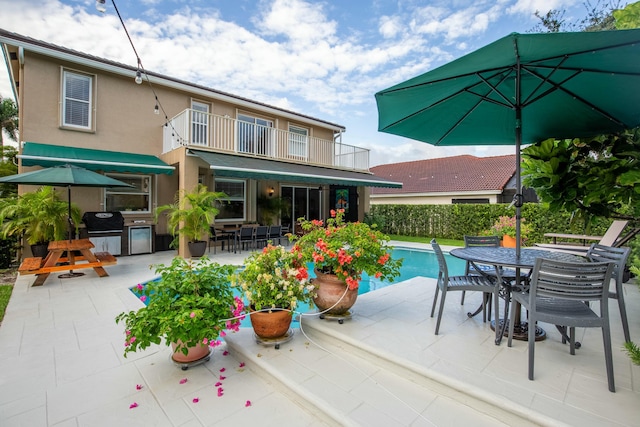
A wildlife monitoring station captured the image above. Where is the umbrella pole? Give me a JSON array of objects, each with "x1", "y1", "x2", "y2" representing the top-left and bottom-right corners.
[{"x1": 60, "y1": 185, "x2": 84, "y2": 279}]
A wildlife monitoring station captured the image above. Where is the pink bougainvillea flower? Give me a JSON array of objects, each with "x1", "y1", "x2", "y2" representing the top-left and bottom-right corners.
[
  {"x1": 223, "y1": 350, "x2": 229, "y2": 356},
  {"x1": 202, "y1": 338, "x2": 208, "y2": 345},
  {"x1": 179, "y1": 378, "x2": 188, "y2": 384},
  {"x1": 215, "y1": 381, "x2": 222, "y2": 387},
  {"x1": 192, "y1": 398, "x2": 199, "y2": 403},
  {"x1": 129, "y1": 402, "x2": 138, "y2": 409},
  {"x1": 239, "y1": 362, "x2": 245, "y2": 368},
  {"x1": 245, "y1": 400, "x2": 252, "y2": 407},
  {"x1": 189, "y1": 312, "x2": 196, "y2": 318},
  {"x1": 135, "y1": 384, "x2": 143, "y2": 390},
  {"x1": 217, "y1": 387, "x2": 224, "y2": 397},
  {"x1": 136, "y1": 284, "x2": 143, "y2": 291},
  {"x1": 140, "y1": 295, "x2": 147, "y2": 302},
  {"x1": 126, "y1": 330, "x2": 131, "y2": 336},
  {"x1": 219, "y1": 367, "x2": 226, "y2": 372},
  {"x1": 220, "y1": 331, "x2": 226, "y2": 337},
  {"x1": 219, "y1": 375, "x2": 226, "y2": 380}
]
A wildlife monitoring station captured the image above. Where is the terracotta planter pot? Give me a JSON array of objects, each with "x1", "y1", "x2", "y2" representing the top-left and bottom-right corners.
[
  {"x1": 501, "y1": 235, "x2": 517, "y2": 247},
  {"x1": 250, "y1": 307, "x2": 292, "y2": 339},
  {"x1": 312, "y1": 269, "x2": 358, "y2": 315},
  {"x1": 171, "y1": 341, "x2": 210, "y2": 363}
]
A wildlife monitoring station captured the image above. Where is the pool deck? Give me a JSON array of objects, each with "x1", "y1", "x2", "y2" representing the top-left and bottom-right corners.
[{"x1": 0, "y1": 241, "x2": 638, "y2": 426}]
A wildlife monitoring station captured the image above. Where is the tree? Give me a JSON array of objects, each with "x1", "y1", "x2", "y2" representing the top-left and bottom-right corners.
[
  {"x1": 532, "y1": 0, "x2": 623, "y2": 33},
  {"x1": 0, "y1": 96, "x2": 18, "y2": 147}
]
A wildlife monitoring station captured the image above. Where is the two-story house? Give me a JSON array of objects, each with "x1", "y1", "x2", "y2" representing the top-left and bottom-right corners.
[{"x1": 0, "y1": 29, "x2": 400, "y2": 257}]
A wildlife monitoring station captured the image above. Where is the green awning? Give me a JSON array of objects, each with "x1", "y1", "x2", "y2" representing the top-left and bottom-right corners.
[
  {"x1": 18, "y1": 142, "x2": 174, "y2": 175},
  {"x1": 190, "y1": 149, "x2": 402, "y2": 188}
]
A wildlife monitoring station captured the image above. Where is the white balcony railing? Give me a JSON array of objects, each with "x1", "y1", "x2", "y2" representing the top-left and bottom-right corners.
[{"x1": 162, "y1": 109, "x2": 370, "y2": 171}]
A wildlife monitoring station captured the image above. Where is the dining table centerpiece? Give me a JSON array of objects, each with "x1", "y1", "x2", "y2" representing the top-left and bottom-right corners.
[
  {"x1": 292, "y1": 209, "x2": 402, "y2": 316},
  {"x1": 115, "y1": 256, "x2": 243, "y2": 366},
  {"x1": 232, "y1": 244, "x2": 315, "y2": 340}
]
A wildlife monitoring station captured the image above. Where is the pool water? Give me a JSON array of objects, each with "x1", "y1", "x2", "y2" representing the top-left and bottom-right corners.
[{"x1": 131, "y1": 247, "x2": 466, "y2": 328}]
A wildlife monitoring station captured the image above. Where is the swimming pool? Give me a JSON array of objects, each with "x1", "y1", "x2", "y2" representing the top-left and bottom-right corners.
[{"x1": 132, "y1": 246, "x2": 466, "y2": 327}]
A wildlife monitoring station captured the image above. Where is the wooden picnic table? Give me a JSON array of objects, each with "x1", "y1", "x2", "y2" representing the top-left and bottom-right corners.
[{"x1": 18, "y1": 238, "x2": 116, "y2": 286}]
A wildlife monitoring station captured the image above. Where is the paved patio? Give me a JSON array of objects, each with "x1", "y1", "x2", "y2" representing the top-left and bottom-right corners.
[{"x1": 0, "y1": 242, "x2": 638, "y2": 426}]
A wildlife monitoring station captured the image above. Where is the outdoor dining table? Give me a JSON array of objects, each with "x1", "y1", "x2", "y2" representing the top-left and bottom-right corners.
[{"x1": 449, "y1": 246, "x2": 585, "y2": 345}]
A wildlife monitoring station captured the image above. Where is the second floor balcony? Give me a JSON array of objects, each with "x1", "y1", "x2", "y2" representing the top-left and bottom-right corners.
[{"x1": 162, "y1": 109, "x2": 370, "y2": 171}]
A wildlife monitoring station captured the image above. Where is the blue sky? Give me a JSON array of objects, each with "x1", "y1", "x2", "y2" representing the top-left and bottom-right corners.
[{"x1": 0, "y1": 0, "x2": 600, "y2": 165}]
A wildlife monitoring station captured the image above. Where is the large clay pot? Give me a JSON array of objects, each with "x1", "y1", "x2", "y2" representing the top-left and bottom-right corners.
[
  {"x1": 171, "y1": 341, "x2": 211, "y2": 363},
  {"x1": 313, "y1": 269, "x2": 358, "y2": 315},
  {"x1": 250, "y1": 307, "x2": 292, "y2": 339},
  {"x1": 501, "y1": 235, "x2": 517, "y2": 247}
]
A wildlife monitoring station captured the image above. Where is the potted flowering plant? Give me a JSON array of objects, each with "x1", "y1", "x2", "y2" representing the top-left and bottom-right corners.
[
  {"x1": 115, "y1": 256, "x2": 243, "y2": 364},
  {"x1": 488, "y1": 215, "x2": 531, "y2": 246},
  {"x1": 232, "y1": 244, "x2": 315, "y2": 339},
  {"x1": 292, "y1": 209, "x2": 402, "y2": 315}
]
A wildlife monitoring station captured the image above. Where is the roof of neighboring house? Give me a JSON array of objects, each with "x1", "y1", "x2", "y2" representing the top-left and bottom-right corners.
[
  {"x1": 370, "y1": 154, "x2": 516, "y2": 195},
  {"x1": 0, "y1": 28, "x2": 345, "y2": 132}
]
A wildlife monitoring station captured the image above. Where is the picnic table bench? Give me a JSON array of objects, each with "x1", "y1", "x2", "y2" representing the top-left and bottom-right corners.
[{"x1": 18, "y1": 239, "x2": 117, "y2": 286}]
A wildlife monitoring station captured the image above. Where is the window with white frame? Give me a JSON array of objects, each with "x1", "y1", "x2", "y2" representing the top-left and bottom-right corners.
[
  {"x1": 214, "y1": 179, "x2": 245, "y2": 221},
  {"x1": 237, "y1": 114, "x2": 273, "y2": 156},
  {"x1": 105, "y1": 174, "x2": 151, "y2": 213},
  {"x1": 288, "y1": 125, "x2": 308, "y2": 158},
  {"x1": 191, "y1": 100, "x2": 209, "y2": 145},
  {"x1": 62, "y1": 70, "x2": 92, "y2": 129}
]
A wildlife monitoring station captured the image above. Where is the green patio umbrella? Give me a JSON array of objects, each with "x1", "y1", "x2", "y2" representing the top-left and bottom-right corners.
[
  {"x1": 376, "y1": 29, "x2": 640, "y2": 257},
  {"x1": 0, "y1": 164, "x2": 133, "y2": 241}
]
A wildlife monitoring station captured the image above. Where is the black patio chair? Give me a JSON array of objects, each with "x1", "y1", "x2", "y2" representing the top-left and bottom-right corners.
[
  {"x1": 430, "y1": 239, "x2": 500, "y2": 334},
  {"x1": 268, "y1": 225, "x2": 282, "y2": 245},
  {"x1": 237, "y1": 226, "x2": 255, "y2": 252},
  {"x1": 507, "y1": 258, "x2": 615, "y2": 392},
  {"x1": 254, "y1": 226, "x2": 270, "y2": 248}
]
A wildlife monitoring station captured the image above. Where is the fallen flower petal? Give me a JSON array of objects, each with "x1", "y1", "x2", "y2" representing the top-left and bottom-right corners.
[
  {"x1": 222, "y1": 350, "x2": 229, "y2": 356},
  {"x1": 129, "y1": 402, "x2": 138, "y2": 409},
  {"x1": 192, "y1": 398, "x2": 199, "y2": 403},
  {"x1": 239, "y1": 362, "x2": 245, "y2": 368},
  {"x1": 215, "y1": 381, "x2": 222, "y2": 387},
  {"x1": 136, "y1": 384, "x2": 143, "y2": 390},
  {"x1": 220, "y1": 367, "x2": 226, "y2": 372},
  {"x1": 245, "y1": 400, "x2": 252, "y2": 407},
  {"x1": 179, "y1": 378, "x2": 188, "y2": 384},
  {"x1": 219, "y1": 375, "x2": 226, "y2": 380}
]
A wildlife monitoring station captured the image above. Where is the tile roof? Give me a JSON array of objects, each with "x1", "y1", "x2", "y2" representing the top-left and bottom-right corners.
[{"x1": 370, "y1": 154, "x2": 516, "y2": 195}]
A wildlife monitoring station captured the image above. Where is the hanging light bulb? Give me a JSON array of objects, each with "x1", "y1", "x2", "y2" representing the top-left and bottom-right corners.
[
  {"x1": 96, "y1": 0, "x2": 107, "y2": 13},
  {"x1": 154, "y1": 103, "x2": 159, "y2": 115},
  {"x1": 134, "y1": 69, "x2": 143, "y2": 84}
]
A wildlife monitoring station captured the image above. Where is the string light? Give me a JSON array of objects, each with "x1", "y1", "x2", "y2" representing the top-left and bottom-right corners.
[
  {"x1": 96, "y1": 0, "x2": 106, "y2": 13},
  {"x1": 98, "y1": 0, "x2": 184, "y2": 142}
]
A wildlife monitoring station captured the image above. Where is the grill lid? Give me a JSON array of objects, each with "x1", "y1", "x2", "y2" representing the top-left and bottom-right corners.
[{"x1": 82, "y1": 211, "x2": 125, "y2": 231}]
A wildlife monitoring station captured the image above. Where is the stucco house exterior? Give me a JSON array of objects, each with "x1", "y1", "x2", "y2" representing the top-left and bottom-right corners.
[
  {"x1": 0, "y1": 29, "x2": 400, "y2": 257},
  {"x1": 370, "y1": 154, "x2": 521, "y2": 205}
]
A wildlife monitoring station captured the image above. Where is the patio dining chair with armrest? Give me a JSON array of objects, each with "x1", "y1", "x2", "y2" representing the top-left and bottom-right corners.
[
  {"x1": 586, "y1": 244, "x2": 632, "y2": 342},
  {"x1": 430, "y1": 239, "x2": 501, "y2": 334},
  {"x1": 507, "y1": 258, "x2": 615, "y2": 392},
  {"x1": 208, "y1": 227, "x2": 229, "y2": 254}
]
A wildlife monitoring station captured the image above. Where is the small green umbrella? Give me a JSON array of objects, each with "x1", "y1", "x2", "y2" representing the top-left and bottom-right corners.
[
  {"x1": 376, "y1": 29, "x2": 640, "y2": 257},
  {"x1": 0, "y1": 164, "x2": 133, "y2": 241}
]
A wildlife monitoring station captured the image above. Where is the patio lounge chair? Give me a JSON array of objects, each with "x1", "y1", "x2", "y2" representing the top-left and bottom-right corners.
[
  {"x1": 535, "y1": 220, "x2": 629, "y2": 254},
  {"x1": 430, "y1": 239, "x2": 500, "y2": 334},
  {"x1": 507, "y1": 258, "x2": 615, "y2": 392}
]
